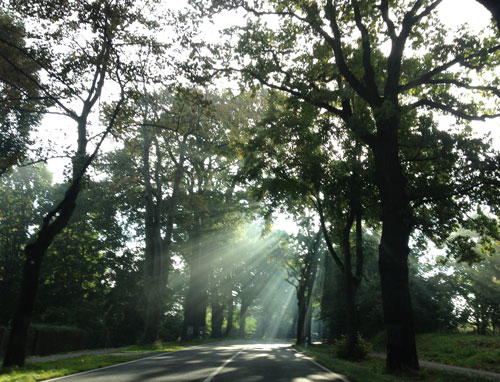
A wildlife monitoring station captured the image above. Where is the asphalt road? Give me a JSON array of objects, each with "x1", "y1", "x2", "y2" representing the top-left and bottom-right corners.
[{"x1": 45, "y1": 340, "x2": 348, "y2": 382}]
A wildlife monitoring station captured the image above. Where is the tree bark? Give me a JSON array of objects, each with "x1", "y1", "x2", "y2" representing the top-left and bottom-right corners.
[
  {"x1": 3, "y1": 168, "x2": 82, "y2": 367},
  {"x1": 340, "y1": 211, "x2": 360, "y2": 357},
  {"x1": 343, "y1": 273, "x2": 359, "y2": 354},
  {"x1": 304, "y1": 289, "x2": 314, "y2": 345},
  {"x1": 238, "y1": 295, "x2": 250, "y2": 337},
  {"x1": 211, "y1": 300, "x2": 224, "y2": 338},
  {"x1": 3, "y1": 117, "x2": 93, "y2": 367},
  {"x1": 182, "y1": 220, "x2": 208, "y2": 340},
  {"x1": 225, "y1": 289, "x2": 234, "y2": 337},
  {"x1": 142, "y1": 129, "x2": 187, "y2": 343},
  {"x1": 141, "y1": 131, "x2": 164, "y2": 344},
  {"x1": 296, "y1": 287, "x2": 307, "y2": 345},
  {"x1": 373, "y1": 119, "x2": 419, "y2": 371}
]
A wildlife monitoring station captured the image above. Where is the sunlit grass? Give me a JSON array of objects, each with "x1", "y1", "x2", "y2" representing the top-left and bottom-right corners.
[
  {"x1": 0, "y1": 355, "x2": 139, "y2": 382},
  {"x1": 0, "y1": 339, "x2": 223, "y2": 381},
  {"x1": 296, "y1": 344, "x2": 495, "y2": 382},
  {"x1": 416, "y1": 333, "x2": 500, "y2": 373},
  {"x1": 371, "y1": 332, "x2": 500, "y2": 373},
  {"x1": 120, "y1": 339, "x2": 219, "y2": 353}
]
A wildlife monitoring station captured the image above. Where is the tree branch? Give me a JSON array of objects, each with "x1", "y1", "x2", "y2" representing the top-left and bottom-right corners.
[
  {"x1": 323, "y1": 0, "x2": 372, "y2": 103},
  {"x1": 352, "y1": 0, "x2": 380, "y2": 103},
  {"x1": 407, "y1": 98, "x2": 500, "y2": 121},
  {"x1": 399, "y1": 44, "x2": 500, "y2": 93},
  {"x1": 310, "y1": 195, "x2": 345, "y2": 272},
  {"x1": 379, "y1": 0, "x2": 397, "y2": 42}
]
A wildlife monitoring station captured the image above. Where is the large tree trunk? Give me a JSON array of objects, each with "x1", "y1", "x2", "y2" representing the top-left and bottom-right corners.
[
  {"x1": 211, "y1": 298, "x2": 224, "y2": 338},
  {"x1": 238, "y1": 295, "x2": 250, "y2": 338},
  {"x1": 296, "y1": 296, "x2": 307, "y2": 345},
  {"x1": 225, "y1": 290, "x2": 234, "y2": 337},
  {"x1": 374, "y1": 120, "x2": 419, "y2": 372},
  {"x1": 141, "y1": 132, "x2": 165, "y2": 344},
  {"x1": 343, "y1": 273, "x2": 359, "y2": 355},
  {"x1": 3, "y1": 163, "x2": 83, "y2": 366},
  {"x1": 303, "y1": 290, "x2": 314, "y2": 345},
  {"x1": 3, "y1": 117, "x2": 90, "y2": 367},
  {"x1": 296, "y1": 265, "x2": 318, "y2": 345},
  {"x1": 141, "y1": 216, "x2": 163, "y2": 343},
  {"x1": 341, "y1": 215, "x2": 360, "y2": 358},
  {"x1": 296, "y1": 289, "x2": 307, "y2": 345},
  {"x1": 142, "y1": 131, "x2": 186, "y2": 343},
  {"x1": 182, "y1": 223, "x2": 208, "y2": 340}
]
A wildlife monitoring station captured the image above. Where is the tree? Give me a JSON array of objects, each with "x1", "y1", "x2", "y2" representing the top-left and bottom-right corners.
[
  {"x1": 279, "y1": 224, "x2": 322, "y2": 345},
  {"x1": 0, "y1": 165, "x2": 52, "y2": 325},
  {"x1": 102, "y1": 87, "x2": 203, "y2": 343},
  {"x1": 0, "y1": 12, "x2": 45, "y2": 176},
  {"x1": 2, "y1": 0, "x2": 160, "y2": 366},
  {"x1": 238, "y1": 90, "x2": 375, "y2": 357},
  {"x1": 196, "y1": 0, "x2": 500, "y2": 371},
  {"x1": 137, "y1": 89, "x2": 196, "y2": 343},
  {"x1": 36, "y1": 180, "x2": 126, "y2": 332},
  {"x1": 178, "y1": 90, "x2": 251, "y2": 340},
  {"x1": 436, "y1": 225, "x2": 500, "y2": 334},
  {"x1": 454, "y1": 254, "x2": 500, "y2": 334}
]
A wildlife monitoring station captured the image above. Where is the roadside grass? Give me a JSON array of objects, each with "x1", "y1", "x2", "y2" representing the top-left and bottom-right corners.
[
  {"x1": 372, "y1": 332, "x2": 500, "y2": 373},
  {"x1": 0, "y1": 338, "x2": 221, "y2": 381},
  {"x1": 120, "y1": 338, "x2": 220, "y2": 353},
  {"x1": 295, "y1": 344, "x2": 494, "y2": 382},
  {"x1": 0, "y1": 354, "x2": 139, "y2": 382}
]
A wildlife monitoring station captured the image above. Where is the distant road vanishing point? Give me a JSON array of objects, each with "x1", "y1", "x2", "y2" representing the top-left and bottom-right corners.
[{"x1": 44, "y1": 340, "x2": 348, "y2": 382}]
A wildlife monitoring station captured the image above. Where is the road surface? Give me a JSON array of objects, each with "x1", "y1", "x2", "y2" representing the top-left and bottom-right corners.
[{"x1": 46, "y1": 340, "x2": 348, "y2": 382}]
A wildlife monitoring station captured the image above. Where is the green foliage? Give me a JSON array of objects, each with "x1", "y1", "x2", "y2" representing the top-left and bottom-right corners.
[
  {"x1": 36, "y1": 180, "x2": 127, "y2": 331},
  {"x1": 0, "y1": 12, "x2": 45, "y2": 175},
  {"x1": 121, "y1": 341, "x2": 186, "y2": 353},
  {"x1": 322, "y1": 245, "x2": 460, "y2": 340},
  {"x1": 334, "y1": 334, "x2": 372, "y2": 360},
  {"x1": 296, "y1": 344, "x2": 495, "y2": 382},
  {"x1": 0, "y1": 165, "x2": 53, "y2": 325},
  {"x1": 0, "y1": 165, "x2": 147, "y2": 345},
  {"x1": 372, "y1": 332, "x2": 500, "y2": 373},
  {"x1": 415, "y1": 333, "x2": 500, "y2": 373},
  {"x1": 439, "y1": 252, "x2": 500, "y2": 334}
]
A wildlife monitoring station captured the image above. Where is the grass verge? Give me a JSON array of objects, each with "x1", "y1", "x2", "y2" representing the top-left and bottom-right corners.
[
  {"x1": 0, "y1": 354, "x2": 139, "y2": 382},
  {"x1": 120, "y1": 338, "x2": 219, "y2": 353},
  {"x1": 371, "y1": 332, "x2": 500, "y2": 373},
  {"x1": 295, "y1": 344, "x2": 495, "y2": 382}
]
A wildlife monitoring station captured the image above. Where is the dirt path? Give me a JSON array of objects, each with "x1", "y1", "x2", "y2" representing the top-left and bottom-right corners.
[{"x1": 370, "y1": 352, "x2": 500, "y2": 381}]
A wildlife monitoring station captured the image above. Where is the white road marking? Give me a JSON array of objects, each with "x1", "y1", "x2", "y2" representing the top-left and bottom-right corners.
[
  {"x1": 43, "y1": 353, "x2": 167, "y2": 381},
  {"x1": 42, "y1": 346, "x2": 201, "y2": 382},
  {"x1": 202, "y1": 348, "x2": 245, "y2": 382},
  {"x1": 292, "y1": 349, "x2": 350, "y2": 382}
]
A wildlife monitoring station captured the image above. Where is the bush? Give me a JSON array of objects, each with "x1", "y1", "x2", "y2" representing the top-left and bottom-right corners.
[{"x1": 334, "y1": 334, "x2": 372, "y2": 361}]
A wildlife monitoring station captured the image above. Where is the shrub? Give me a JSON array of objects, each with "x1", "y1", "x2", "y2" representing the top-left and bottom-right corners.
[{"x1": 334, "y1": 334, "x2": 372, "y2": 360}]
